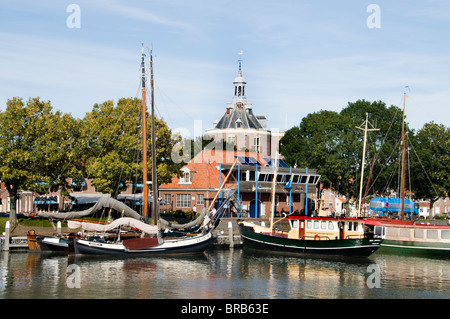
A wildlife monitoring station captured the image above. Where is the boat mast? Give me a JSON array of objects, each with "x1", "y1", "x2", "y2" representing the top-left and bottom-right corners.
[
  {"x1": 141, "y1": 45, "x2": 148, "y2": 219},
  {"x1": 270, "y1": 153, "x2": 278, "y2": 232},
  {"x1": 150, "y1": 47, "x2": 158, "y2": 225},
  {"x1": 356, "y1": 113, "x2": 379, "y2": 217},
  {"x1": 400, "y1": 87, "x2": 408, "y2": 221}
]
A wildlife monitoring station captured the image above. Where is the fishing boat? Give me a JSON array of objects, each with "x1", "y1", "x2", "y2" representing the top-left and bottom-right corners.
[
  {"x1": 239, "y1": 216, "x2": 382, "y2": 256},
  {"x1": 238, "y1": 152, "x2": 382, "y2": 256}
]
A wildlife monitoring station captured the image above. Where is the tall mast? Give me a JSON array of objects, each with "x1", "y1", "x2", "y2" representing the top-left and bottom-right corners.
[
  {"x1": 141, "y1": 45, "x2": 148, "y2": 218},
  {"x1": 356, "y1": 113, "x2": 379, "y2": 217},
  {"x1": 150, "y1": 47, "x2": 158, "y2": 225},
  {"x1": 270, "y1": 152, "x2": 278, "y2": 232},
  {"x1": 400, "y1": 87, "x2": 408, "y2": 221}
]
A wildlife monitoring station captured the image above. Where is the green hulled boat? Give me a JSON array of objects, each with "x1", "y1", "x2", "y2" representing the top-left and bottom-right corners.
[{"x1": 238, "y1": 216, "x2": 382, "y2": 257}]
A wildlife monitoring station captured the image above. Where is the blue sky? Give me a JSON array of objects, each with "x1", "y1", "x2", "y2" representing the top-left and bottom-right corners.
[{"x1": 1, "y1": 0, "x2": 449, "y2": 137}]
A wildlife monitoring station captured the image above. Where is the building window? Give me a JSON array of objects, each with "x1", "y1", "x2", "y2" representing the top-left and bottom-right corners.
[
  {"x1": 179, "y1": 168, "x2": 191, "y2": 184},
  {"x1": 176, "y1": 194, "x2": 191, "y2": 208},
  {"x1": 164, "y1": 194, "x2": 171, "y2": 205},
  {"x1": 254, "y1": 137, "x2": 260, "y2": 153},
  {"x1": 197, "y1": 194, "x2": 204, "y2": 205}
]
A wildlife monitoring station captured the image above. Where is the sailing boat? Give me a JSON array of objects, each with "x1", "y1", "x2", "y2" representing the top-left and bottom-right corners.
[
  {"x1": 71, "y1": 46, "x2": 218, "y2": 256},
  {"x1": 238, "y1": 154, "x2": 383, "y2": 257},
  {"x1": 364, "y1": 88, "x2": 450, "y2": 257}
]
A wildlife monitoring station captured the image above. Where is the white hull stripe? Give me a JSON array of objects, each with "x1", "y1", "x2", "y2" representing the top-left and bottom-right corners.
[{"x1": 242, "y1": 235, "x2": 379, "y2": 251}]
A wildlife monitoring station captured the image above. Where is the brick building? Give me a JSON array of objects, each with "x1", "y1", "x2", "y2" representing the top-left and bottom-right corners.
[{"x1": 159, "y1": 149, "x2": 320, "y2": 218}]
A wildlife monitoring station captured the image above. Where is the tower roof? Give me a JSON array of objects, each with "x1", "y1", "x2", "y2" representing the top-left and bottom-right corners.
[{"x1": 213, "y1": 55, "x2": 264, "y2": 130}]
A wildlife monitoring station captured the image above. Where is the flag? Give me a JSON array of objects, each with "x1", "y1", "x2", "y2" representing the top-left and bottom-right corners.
[{"x1": 284, "y1": 180, "x2": 292, "y2": 189}]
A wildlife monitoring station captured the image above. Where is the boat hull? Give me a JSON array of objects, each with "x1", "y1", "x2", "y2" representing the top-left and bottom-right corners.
[
  {"x1": 37, "y1": 237, "x2": 69, "y2": 253},
  {"x1": 239, "y1": 224, "x2": 382, "y2": 256},
  {"x1": 73, "y1": 232, "x2": 214, "y2": 256},
  {"x1": 365, "y1": 218, "x2": 450, "y2": 257},
  {"x1": 378, "y1": 239, "x2": 450, "y2": 257}
]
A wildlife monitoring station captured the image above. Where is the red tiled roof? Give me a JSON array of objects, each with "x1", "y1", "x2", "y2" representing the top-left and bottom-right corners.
[{"x1": 160, "y1": 150, "x2": 264, "y2": 190}]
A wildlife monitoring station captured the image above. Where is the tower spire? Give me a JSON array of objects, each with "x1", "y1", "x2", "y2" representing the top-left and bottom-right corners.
[
  {"x1": 238, "y1": 50, "x2": 243, "y2": 76},
  {"x1": 234, "y1": 50, "x2": 246, "y2": 97}
]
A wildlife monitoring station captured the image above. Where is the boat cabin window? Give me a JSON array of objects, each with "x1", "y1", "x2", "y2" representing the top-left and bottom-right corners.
[
  {"x1": 347, "y1": 221, "x2": 360, "y2": 231},
  {"x1": 306, "y1": 220, "x2": 312, "y2": 229},
  {"x1": 414, "y1": 229, "x2": 424, "y2": 238},
  {"x1": 374, "y1": 226, "x2": 384, "y2": 237},
  {"x1": 321, "y1": 221, "x2": 327, "y2": 230},
  {"x1": 328, "y1": 221, "x2": 335, "y2": 230},
  {"x1": 291, "y1": 220, "x2": 299, "y2": 229},
  {"x1": 441, "y1": 230, "x2": 450, "y2": 239},
  {"x1": 313, "y1": 220, "x2": 319, "y2": 230},
  {"x1": 427, "y1": 229, "x2": 438, "y2": 239}
]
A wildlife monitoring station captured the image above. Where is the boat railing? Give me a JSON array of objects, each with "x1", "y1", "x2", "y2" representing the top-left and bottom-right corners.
[
  {"x1": 345, "y1": 234, "x2": 365, "y2": 239},
  {"x1": 302, "y1": 235, "x2": 331, "y2": 241}
]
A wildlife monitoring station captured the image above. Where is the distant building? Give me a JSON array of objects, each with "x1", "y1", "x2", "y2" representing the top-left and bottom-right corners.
[{"x1": 205, "y1": 57, "x2": 284, "y2": 159}]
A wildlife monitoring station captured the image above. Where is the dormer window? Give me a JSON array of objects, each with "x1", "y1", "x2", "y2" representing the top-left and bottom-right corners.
[{"x1": 179, "y1": 167, "x2": 192, "y2": 184}]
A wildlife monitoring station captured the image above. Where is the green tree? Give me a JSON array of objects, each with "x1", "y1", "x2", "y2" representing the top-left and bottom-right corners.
[
  {"x1": 341, "y1": 100, "x2": 410, "y2": 198},
  {"x1": 410, "y1": 122, "x2": 450, "y2": 217},
  {"x1": 280, "y1": 110, "x2": 356, "y2": 208},
  {"x1": 83, "y1": 97, "x2": 180, "y2": 196},
  {"x1": 280, "y1": 99, "x2": 409, "y2": 214},
  {"x1": 0, "y1": 97, "x2": 83, "y2": 224}
]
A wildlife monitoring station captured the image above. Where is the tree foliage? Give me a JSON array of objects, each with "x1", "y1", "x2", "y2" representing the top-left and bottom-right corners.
[
  {"x1": 0, "y1": 96, "x2": 181, "y2": 217},
  {"x1": 83, "y1": 97, "x2": 180, "y2": 196},
  {"x1": 409, "y1": 122, "x2": 450, "y2": 209},
  {"x1": 279, "y1": 99, "x2": 425, "y2": 208},
  {"x1": 0, "y1": 97, "x2": 84, "y2": 220}
]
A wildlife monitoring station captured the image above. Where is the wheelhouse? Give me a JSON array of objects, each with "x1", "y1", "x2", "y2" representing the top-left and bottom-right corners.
[{"x1": 287, "y1": 216, "x2": 366, "y2": 240}]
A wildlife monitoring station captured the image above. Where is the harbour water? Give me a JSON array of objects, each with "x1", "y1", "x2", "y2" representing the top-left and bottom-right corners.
[{"x1": 0, "y1": 248, "x2": 448, "y2": 300}]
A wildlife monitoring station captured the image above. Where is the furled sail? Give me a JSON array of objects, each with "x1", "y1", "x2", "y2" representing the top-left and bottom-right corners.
[
  {"x1": 67, "y1": 217, "x2": 159, "y2": 235},
  {"x1": 38, "y1": 197, "x2": 142, "y2": 220},
  {"x1": 159, "y1": 208, "x2": 208, "y2": 230}
]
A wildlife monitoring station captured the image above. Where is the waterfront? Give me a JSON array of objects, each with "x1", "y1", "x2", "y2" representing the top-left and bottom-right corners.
[{"x1": 0, "y1": 248, "x2": 448, "y2": 299}]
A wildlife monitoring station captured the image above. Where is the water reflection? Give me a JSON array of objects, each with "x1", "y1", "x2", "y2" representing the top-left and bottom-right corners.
[{"x1": 0, "y1": 249, "x2": 448, "y2": 299}]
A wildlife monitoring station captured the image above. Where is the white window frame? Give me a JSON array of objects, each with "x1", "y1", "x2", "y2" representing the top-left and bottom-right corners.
[
  {"x1": 176, "y1": 194, "x2": 191, "y2": 208},
  {"x1": 196, "y1": 194, "x2": 204, "y2": 205}
]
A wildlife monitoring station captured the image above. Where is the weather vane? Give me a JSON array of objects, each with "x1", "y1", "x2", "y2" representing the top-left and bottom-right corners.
[{"x1": 238, "y1": 50, "x2": 243, "y2": 71}]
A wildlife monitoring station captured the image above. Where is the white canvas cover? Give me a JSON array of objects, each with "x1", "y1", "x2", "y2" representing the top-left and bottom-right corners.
[{"x1": 68, "y1": 217, "x2": 159, "y2": 235}]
